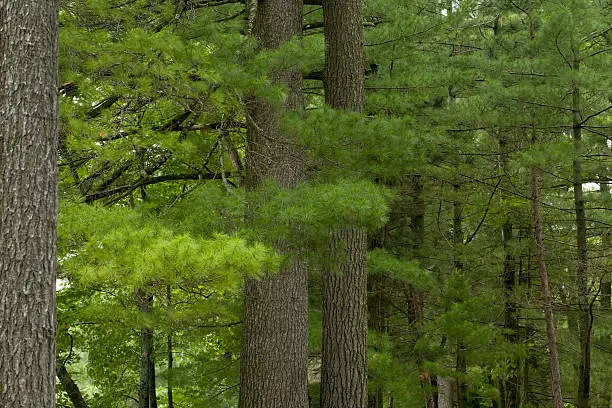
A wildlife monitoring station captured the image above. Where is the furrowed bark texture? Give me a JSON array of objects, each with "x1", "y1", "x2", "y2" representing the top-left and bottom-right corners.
[
  {"x1": 239, "y1": 1, "x2": 309, "y2": 407},
  {"x1": 532, "y1": 168, "x2": 563, "y2": 408},
  {"x1": 323, "y1": 0, "x2": 364, "y2": 111},
  {"x1": 0, "y1": 1, "x2": 58, "y2": 406},
  {"x1": 320, "y1": 1, "x2": 368, "y2": 407},
  {"x1": 321, "y1": 228, "x2": 368, "y2": 408}
]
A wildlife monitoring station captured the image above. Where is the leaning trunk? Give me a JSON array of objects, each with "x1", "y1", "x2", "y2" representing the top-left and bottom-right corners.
[
  {"x1": 531, "y1": 163, "x2": 564, "y2": 408},
  {"x1": 56, "y1": 362, "x2": 90, "y2": 408}
]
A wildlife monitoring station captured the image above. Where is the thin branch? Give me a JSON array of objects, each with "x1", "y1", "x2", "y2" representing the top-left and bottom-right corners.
[
  {"x1": 464, "y1": 176, "x2": 502, "y2": 244},
  {"x1": 579, "y1": 104, "x2": 612, "y2": 125}
]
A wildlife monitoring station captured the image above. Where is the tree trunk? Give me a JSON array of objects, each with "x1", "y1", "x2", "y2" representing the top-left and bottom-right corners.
[
  {"x1": 239, "y1": 1, "x2": 309, "y2": 407},
  {"x1": 531, "y1": 164, "x2": 564, "y2": 408},
  {"x1": 322, "y1": 229, "x2": 369, "y2": 408},
  {"x1": 149, "y1": 358, "x2": 157, "y2": 408},
  {"x1": 137, "y1": 289, "x2": 155, "y2": 408},
  {"x1": 499, "y1": 133, "x2": 520, "y2": 408},
  {"x1": 57, "y1": 361, "x2": 90, "y2": 408},
  {"x1": 437, "y1": 376, "x2": 453, "y2": 408},
  {"x1": 167, "y1": 287, "x2": 174, "y2": 408},
  {"x1": 598, "y1": 173, "x2": 611, "y2": 408},
  {"x1": 320, "y1": 1, "x2": 368, "y2": 407},
  {"x1": 452, "y1": 185, "x2": 468, "y2": 408},
  {"x1": 0, "y1": 1, "x2": 58, "y2": 407},
  {"x1": 571, "y1": 59, "x2": 591, "y2": 408},
  {"x1": 367, "y1": 271, "x2": 386, "y2": 408}
]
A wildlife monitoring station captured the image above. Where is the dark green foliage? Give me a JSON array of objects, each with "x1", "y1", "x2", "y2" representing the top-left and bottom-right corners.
[{"x1": 55, "y1": 0, "x2": 611, "y2": 407}]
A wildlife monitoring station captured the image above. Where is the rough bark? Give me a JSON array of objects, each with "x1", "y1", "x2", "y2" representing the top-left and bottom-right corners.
[
  {"x1": 571, "y1": 60, "x2": 591, "y2": 408},
  {"x1": 239, "y1": 1, "x2": 309, "y2": 407},
  {"x1": 531, "y1": 166, "x2": 564, "y2": 408},
  {"x1": 437, "y1": 376, "x2": 453, "y2": 408},
  {"x1": 323, "y1": 0, "x2": 364, "y2": 111},
  {"x1": 57, "y1": 361, "x2": 90, "y2": 408},
  {"x1": 0, "y1": 1, "x2": 58, "y2": 406},
  {"x1": 320, "y1": 1, "x2": 368, "y2": 407},
  {"x1": 321, "y1": 228, "x2": 369, "y2": 408}
]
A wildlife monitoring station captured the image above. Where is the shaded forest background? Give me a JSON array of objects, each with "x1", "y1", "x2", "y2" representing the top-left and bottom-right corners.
[{"x1": 52, "y1": 0, "x2": 610, "y2": 407}]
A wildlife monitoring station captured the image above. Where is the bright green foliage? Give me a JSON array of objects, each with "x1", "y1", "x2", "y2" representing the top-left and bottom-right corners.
[
  {"x1": 57, "y1": 201, "x2": 279, "y2": 406},
  {"x1": 54, "y1": 0, "x2": 611, "y2": 407}
]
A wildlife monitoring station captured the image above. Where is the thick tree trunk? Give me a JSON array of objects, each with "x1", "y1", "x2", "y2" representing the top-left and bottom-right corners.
[
  {"x1": 239, "y1": 1, "x2": 309, "y2": 407},
  {"x1": 571, "y1": 61, "x2": 591, "y2": 408},
  {"x1": 531, "y1": 166, "x2": 564, "y2": 408},
  {"x1": 57, "y1": 361, "x2": 90, "y2": 408},
  {"x1": 0, "y1": 1, "x2": 58, "y2": 407},
  {"x1": 437, "y1": 376, "x2": 453, "y2": 408},
  {"x1": 322, "y1": 228, "x2": 369, "y2": 408},
  {"x1": 320, "y1": 1, "x2": 368, "y2": 407}
]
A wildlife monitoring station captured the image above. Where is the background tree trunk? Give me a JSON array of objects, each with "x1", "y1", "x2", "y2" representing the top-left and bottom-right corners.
[
  {"x1": 57, "y1": 362, "x2": 90, "y2": 408},
  {"x1": 137, "y1": 289, "x2": 155, "y2": 408},
  {"x1": 437, "y1": 376, "x2": 453, "y2": 408},
  {"x1": 571, "y1": 61, "x2": 591, "y2": 408},
  {"x1": 500, "y1": 132, "x2": 520, "y2": 408},
  {"x1": 0, "y1": 1, "x2": 58, "y2": 406},
  {"x1": 532, "y1": 165, "x2": 564, "y2": 408},
  {"x1": 239, "y1": 1, "x2": 309, "y2": 407},
  {"x1": 320, "y1": 0, "x2": 368, "y2": 407}
]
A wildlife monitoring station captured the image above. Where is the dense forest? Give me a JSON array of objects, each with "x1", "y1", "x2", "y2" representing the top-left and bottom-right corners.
[{"x1": 0, "y1": 0, "x2": 610, "y2": 407}]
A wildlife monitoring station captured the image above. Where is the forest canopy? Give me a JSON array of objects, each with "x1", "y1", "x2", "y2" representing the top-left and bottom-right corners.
[{"x1": 30, "y1": 0, "x2": 612, "y2": 407}]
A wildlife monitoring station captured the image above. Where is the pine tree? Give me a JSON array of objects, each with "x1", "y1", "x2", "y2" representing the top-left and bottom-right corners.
[
  {"x1": 320, "y1": 1, "x2": 369, "y2": 407},
  {"x1": 239, "y1": 1, "x2": 310, "y2": 407},
  {"x1": 0, "y1": 1, "x2": 59, "y2": 406}
]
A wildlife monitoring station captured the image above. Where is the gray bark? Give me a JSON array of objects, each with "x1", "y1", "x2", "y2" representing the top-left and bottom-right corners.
[
  {"x1": 320, "y1": 1, "x2": 368, "y2": 407},
  {"x1": 321, "y1": 228, "x2": 369, "y2": 408},
  {"x1": 0, "y1": 1, "x2": 58, "y2": 406},
  {"x1": 437, "y1": 376, "x2": 453, "y2": 408},
  {"x1": 239, "y1": 1, "x2": 309, "y2": 407}
]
